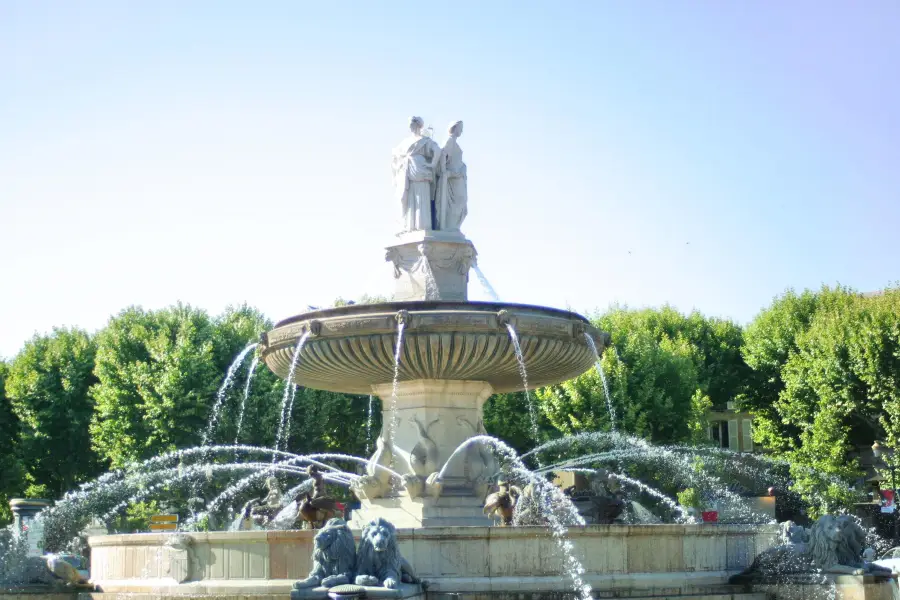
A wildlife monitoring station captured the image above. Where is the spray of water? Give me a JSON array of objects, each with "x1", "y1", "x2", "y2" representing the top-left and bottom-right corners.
[
  {"x1": 388, "y1": 320, "x2": 405, "y2": 449},
  {"x1": 202, "y1": 343, "x2": 258, "y2": 445},
  {"x1": 234, "y1": 355, "x2": 260, "y2": 445},
  {"x1": 473, "y1": 263, "x2": 500, "y2": 301},
  {"x1": 439, "y1": 435, "x2": 592, "y2": 600},
  {"x1": 366, "y1": 394, "x2": 375, "y2": 456},
  {"x1": 505, "y1": 324, "x2": 541, "y2": 467},
  {"x1": 583, "y1": 333, "x2": 615, "y2": 430},
  {"x1": 276, "y1": 331, "x2": 311, "y2": 451}
]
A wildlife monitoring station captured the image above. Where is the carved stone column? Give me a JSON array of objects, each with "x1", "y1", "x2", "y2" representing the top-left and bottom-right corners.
[
  {"x1": 350, "y1": 379, "x2": 496, "y2": 528},
  {"x1": 385, "y1": 231, "x2": 477, "y2": 301}
]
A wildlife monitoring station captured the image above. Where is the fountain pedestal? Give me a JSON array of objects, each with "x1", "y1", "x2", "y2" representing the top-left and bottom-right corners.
[
  {"x1": 350, "y1": 379, "x2": 497, "y2": 527},
  {"x1": 385, "y1": 231, "x2": 477, "y2": 302}
]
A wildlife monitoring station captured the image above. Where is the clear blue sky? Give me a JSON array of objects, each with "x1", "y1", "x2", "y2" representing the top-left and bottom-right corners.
[{"x1": 2, "y1": 1, "x2": 898, "y2": 358}]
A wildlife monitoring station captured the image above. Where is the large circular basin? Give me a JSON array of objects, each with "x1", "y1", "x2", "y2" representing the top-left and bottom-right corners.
[{"x1": 260, "y1": 301, "x2": 609, "y2": 395}]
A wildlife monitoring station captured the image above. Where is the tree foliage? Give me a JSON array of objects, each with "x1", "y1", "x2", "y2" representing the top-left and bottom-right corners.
[
  {"x1": 536, "y1": 306, "x2": 745, "y2": 444},
  {"x1": 742, "y1": 286, "x2": 900, "y2": 512},
  {"x1": 5, "y1": 328, "x2": 101, "y2": 498},
  {"x1": 0, "y1": 361, "x2": 24, "y2": 524},
  {"x1": 90, "y1": 304, "x2": 226, "y2": 467}
]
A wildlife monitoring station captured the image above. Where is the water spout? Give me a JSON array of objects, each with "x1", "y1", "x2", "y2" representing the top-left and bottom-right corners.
[
  {"x1": 275, "y1": 331, "x2": 311, "y2": 452},
  {"x1": 388, "y1": 313, "x2": 407, "y2": 449},
  {"x1": 583, "y1": 333, "x2": 615, "y2": 430},
  {"x1": 202, "y1": 343, "x2": 258, "y2": 445},
  {"x1": 234, "y1": 355, "x2": 260, "y2": 446},
  {"x1": 473, "y1": 263, "x2": 500, "y2": 301},
  {"x1": 505, "y1": 323, "x2": 541, "y2": 467}
]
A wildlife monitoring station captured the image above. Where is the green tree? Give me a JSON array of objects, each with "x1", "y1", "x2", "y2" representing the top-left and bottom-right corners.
[
  {"x1": 483, "y1": 391, "x2": 558, "y2": 456},
  {"x1": 0, "y1": 361, "x2": 24, "y2": 524},
  {"x1": 747, "y1": 287, "x2": 900, "y2": 513},
  {"x1": 5, "y1": 328, "x2": 101, "y2": 499},
  {"x1": 537, "y1": 306, "x2": 742, "y2": 444},
  {"x1": 740, "y1": 286, "x2": 857, "y2": 450},
  {"x1": 90, "y1": 304, "x2": 224, "y2": 467}
]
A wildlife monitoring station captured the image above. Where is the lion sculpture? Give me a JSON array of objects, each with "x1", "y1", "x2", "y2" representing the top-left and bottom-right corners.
[
  {"x1": 354, "y1": 518, "x2": 417, "y2": 589},
  {"x1": 293, "y1": 518, "x2": 356, "y2": 590},
  {"x1": 731, "y1": 514, "x2": 891, "y2": 583}
]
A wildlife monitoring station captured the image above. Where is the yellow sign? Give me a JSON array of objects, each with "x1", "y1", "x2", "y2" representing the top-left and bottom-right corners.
[
  {"x1": 150, "y1": 514, "x2": 178, "y2": 523},
  {"x1": 149, "y1": 522, "x2": 178, "y2": 532}
]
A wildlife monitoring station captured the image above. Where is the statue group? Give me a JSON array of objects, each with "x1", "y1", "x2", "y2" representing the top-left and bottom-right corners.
[{"x1": 392, "y1": 116, "x2": 468, "y2": 234}]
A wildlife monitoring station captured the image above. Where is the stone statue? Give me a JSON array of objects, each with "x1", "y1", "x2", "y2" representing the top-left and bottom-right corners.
[
  {"x1": 246, "y1": 477, "x2": 284, "y2": 526},
  {"x1": 731, "y1": 514, "x2": 893, "y2": 583},
  {"x1": 435, "y1": 121, "x2": 468, "y2": 232},
  {"x1": 392, "y1": 116, "x2": 442, "y2": 233},
  {"x1": 354, "y1": 518, "x2": 417, "y2": 589},
  {"x1": 483, "y1": 480, "x2": 522, "y2": 526},
  {"x1": 408, "y1": 416, "x2": 440, "y2": 477},
  {"x1": 292, "y1": 518, "x2": 356, "y2": 590},
  {"x1": 351, "y1": 434, "x2": 394, "y2": 500},
  {"x1": 298, "y1": 465, "x2": 343, "y2": 529}
]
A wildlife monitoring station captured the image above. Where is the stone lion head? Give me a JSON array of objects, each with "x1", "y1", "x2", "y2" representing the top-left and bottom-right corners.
[
  {"x1": 361, "y1": 518, "x2": 396, "y2": 554},
  {"x1": 807, "y1": 514, "x2": 865, "y2": 569},
  {"x1": 312, "y1": 518, "x2": 356, "y2": 576},
  {"x1": 356, "y1": 517, "x2": 402, "y2": 587}
]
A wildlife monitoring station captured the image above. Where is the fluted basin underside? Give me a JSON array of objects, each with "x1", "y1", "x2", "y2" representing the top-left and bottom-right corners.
[{"x1": 260, "y1": 301, "x2": 608, "y2": 395}]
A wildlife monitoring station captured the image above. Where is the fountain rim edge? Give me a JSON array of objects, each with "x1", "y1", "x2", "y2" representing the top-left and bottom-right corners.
[{"x1": 273, "y1": 301, "x2": 596, "y2": 329}]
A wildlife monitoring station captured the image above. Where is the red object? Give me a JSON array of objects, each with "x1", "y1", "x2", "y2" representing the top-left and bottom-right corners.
[
  {"x1": 701, "y1": 511, "x2": 718, "y2": 523},
  {"x1": 335, "y1": 502, "x2": 346, "y2": 512}
]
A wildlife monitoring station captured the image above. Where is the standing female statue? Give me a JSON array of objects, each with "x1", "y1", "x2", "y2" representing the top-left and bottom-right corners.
[
  {"x1": 392, "y1": 117, "x2": 442, "y2": 232},
  {"x1": 435, "y1": 121, "x2": 468, "y2": 232}
]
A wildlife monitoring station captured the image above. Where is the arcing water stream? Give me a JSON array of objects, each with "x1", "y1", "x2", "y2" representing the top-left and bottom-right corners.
[
  {"x1": 202, "y1": 343, "x2": 258, "y2": 446},
  {"x1": 275, "y1": 331, "x2": 311, "y2": 452}
]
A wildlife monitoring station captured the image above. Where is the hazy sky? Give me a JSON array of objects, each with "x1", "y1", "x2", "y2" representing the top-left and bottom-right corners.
[{"x1": 2, "y1": 1, "x2": 898, "y2": 358}]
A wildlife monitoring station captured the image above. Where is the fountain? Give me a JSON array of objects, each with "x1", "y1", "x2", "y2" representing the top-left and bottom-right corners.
[{"x1": 7, "y1": 115, "x2": 890, "y2": 600}]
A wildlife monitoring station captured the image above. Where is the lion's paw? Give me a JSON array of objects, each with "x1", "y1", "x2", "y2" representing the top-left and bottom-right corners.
[
  {"x1": 383, "y1": 577, "x2": 398, "y2": 589},
  {"x1": 322, "y1": 574, "x2": 349, "y2": 588},
  {"x1": 355, "y1": 575, "x2": 380, "y2": 587},
  {"x1": 293, "y1": 576, "x2": 320, "y2": 589}
]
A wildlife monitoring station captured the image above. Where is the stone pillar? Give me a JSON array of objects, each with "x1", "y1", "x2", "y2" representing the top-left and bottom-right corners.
[
  {"x1": 10, "y1": 498, "x2": 51, "y2": 555},
  {"x1": 373, "y1": 379, "x2": 493, "y2": 487},
  {"x1": 385, "y1": 231, "x2": 477, "y2": 301},
  {"x1": 351, "y1": 379, "x2": 496, "y2": 528}
]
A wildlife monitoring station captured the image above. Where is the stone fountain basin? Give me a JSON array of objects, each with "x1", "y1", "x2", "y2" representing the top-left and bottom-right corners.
[{"x1": 260, "y1": 301, "x2": 608, "y2": 395}]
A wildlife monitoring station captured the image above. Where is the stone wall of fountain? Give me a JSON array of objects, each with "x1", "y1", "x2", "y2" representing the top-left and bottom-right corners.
[{"x1": 87, "y1": 525, "x2": 778, "y2": 596}]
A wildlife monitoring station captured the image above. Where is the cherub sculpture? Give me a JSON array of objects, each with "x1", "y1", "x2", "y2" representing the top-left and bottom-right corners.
[{"x1": 483, "y1": 480, "x2": 522, "y2": 526}]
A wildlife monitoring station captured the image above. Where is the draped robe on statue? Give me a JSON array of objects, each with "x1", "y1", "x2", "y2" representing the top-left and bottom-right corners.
[
  {"x1": 435, "y1": 137, "x2": 467, "y2": 232},
  {"x1": 393, "y1": 135, "x2": 441, "y2": 232}
]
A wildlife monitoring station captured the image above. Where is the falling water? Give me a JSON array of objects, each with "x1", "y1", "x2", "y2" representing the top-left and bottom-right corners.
[
  {"x1": 583, "y1": 333, "x2": 615, "y2": 430},
  {"x1": 439, "y1": 435, "x2": 592, "y2": 600},
  {"x1": 473, "y1": 264, "x2": 500, "y2": 301},
  {"x1": 275, "y1": 331, "x2": 311, "y2": 452},
  {"x1": 202, "y1": 343, "x2": 258, "y2": 445},
  {"x1": 505, "y1": 324, "x2": 541, "y2": 467},
  {"x1": 283, "y1": 384, "x2": 300, "y2": 450},
  {"x1": 388, "y1": 321, "x2": 406, "y2": 449},
  {"x1": 366, "y1": 394, "x2": 375, "y2": 456},
  {"x1": 234, "y1": 355, "x2": 260, "y2": 445}
]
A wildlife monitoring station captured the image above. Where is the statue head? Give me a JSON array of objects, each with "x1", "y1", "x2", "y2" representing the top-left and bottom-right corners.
[
  {"x1": 409, "y1": 116, "x2": 424, "y2": 135},
  {"x1": 360, "y1": 517, "x2": 397, "y2": 553},
  {"x1": 449, "y1": 121, "x2": 463, "y2": 138},
  {"x1": 807, "y1": 514, "x2": 866, "y2": 569}
]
